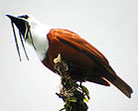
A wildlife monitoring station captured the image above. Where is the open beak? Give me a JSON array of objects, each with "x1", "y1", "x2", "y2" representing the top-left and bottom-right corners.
[{"x1": 6, "y1": 14, "x2": 27, "y2": 37}]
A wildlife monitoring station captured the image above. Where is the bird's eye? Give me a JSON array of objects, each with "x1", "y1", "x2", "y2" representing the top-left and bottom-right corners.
[{"x1": 18, "y1": 15, "x2": 29, "y2": 19}]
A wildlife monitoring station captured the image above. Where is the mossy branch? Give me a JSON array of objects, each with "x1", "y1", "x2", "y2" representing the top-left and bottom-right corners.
[{"x1": 53, "y1": 54, "x2": 90, "y2": 111}]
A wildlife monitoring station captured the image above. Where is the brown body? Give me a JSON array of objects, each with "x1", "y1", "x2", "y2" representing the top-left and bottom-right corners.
[{"x1": 42, "y1": 29, "x2": 133, "y2": 98}]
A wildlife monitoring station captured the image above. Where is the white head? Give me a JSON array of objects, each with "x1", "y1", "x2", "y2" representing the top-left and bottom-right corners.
[{"x1": 7, "y1": 14, "x2": 51, "y2": 61}]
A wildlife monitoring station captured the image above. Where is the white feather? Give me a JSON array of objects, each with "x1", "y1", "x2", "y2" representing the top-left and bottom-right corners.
[{"x1": 26, "y1": 16, "x2": 51, "y2": 61}]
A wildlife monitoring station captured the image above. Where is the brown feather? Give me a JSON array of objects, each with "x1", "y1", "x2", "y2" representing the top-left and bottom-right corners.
[{"x1": 42, "y1": 28, "x2": 133, "y2": 98}]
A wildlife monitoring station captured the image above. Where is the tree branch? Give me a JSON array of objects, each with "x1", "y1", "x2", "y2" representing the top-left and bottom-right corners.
[{"x1": 53, "y1": 54, "x2": 90, "y2": 111}]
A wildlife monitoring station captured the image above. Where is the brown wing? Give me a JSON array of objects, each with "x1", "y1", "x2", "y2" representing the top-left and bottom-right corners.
[
  {"x1": 48, "y1": 29, "x2": 117, "y2": 74},
  {"x1": 46, "y1": 29, "x2": 133, "y2": 98},
  {"x1": 52, "y1": 29, "x2": 109, "y2": 65}
]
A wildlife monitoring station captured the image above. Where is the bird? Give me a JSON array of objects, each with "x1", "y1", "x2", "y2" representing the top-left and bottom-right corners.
[{"x1": 6, "y1": 14, "x2": 133, "y2": 98}]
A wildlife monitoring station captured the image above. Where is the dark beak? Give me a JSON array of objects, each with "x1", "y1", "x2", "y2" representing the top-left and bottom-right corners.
[{"x1": 6, "y1": 14, "x2": 27, "y2": 36}]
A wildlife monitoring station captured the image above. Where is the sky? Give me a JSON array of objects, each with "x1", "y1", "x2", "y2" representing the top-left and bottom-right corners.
[{"x1": 0, "y1": 0, "x2": 138, "y2": 111}]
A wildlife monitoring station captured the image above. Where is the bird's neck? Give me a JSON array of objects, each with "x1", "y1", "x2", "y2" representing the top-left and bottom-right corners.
[{"x1": 28, "y1": 23, "x2": 51, "y2": 61}]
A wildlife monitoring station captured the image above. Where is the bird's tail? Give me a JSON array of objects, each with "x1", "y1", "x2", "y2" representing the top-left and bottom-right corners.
[{"x1": 105, "y1": 72, "x2": 133, "y2": 98}]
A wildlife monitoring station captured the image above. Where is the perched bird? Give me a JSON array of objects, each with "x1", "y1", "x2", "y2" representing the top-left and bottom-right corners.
[{"x1": 7, "y1": 14, "x2": 133, "y2": 98}]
